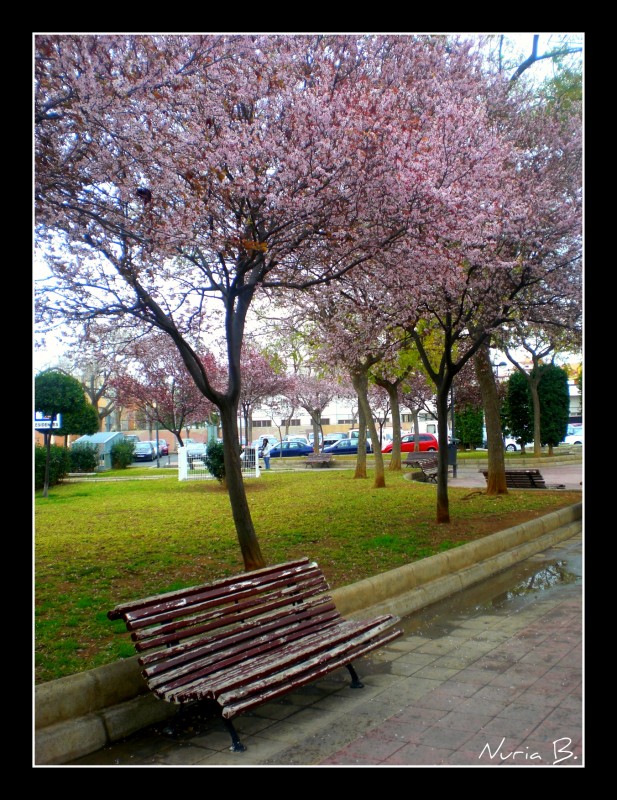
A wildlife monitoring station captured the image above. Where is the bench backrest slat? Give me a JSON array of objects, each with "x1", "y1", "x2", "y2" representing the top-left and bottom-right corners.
[
  {"x1": 132, "y1": 586, "x2": 337, "y2": 652},
  {"x1": 142, "y1": 602, "x2": 342, "y2": 677},
  {"x1": 108, "y1": 558, "x2": 315, "y2": 620},
  {"x1": 125, "y1": 570, "x2": 328, "y2": 631},
  {"x1": 109, "y1": 559, "x2": 337, "y2": 655},
  {"x1": 481, "y1": 469, "x2": 546, "y2": 488}
]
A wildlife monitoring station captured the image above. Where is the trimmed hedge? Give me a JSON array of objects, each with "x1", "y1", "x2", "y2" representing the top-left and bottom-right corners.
[
  {"x1": 35, "y1": 445, "x2": 71, "y2": 490},
  {"x1": 111, "y1": 439, "x2": 135, "y2": 469},
  {"x1": 70, "y1": 442, "x2": 99, "y2": 473}
]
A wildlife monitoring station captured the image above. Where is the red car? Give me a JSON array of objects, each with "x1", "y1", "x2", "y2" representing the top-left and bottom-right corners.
[{"x1": 382, "y1": 433, "x2": 439, "y2": 453}]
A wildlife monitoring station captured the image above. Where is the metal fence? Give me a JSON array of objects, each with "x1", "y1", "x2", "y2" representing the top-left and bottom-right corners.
[{"x1": 177, "y1": 446, "x2": 260, "y2": 481}]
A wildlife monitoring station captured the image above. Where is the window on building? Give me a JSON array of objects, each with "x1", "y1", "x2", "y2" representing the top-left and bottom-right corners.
[
  {"x1": 281, "y1": 418, "x2": 301, "y2": 427},
  {"x1": 320, "y1": 418, "x2": 330, "y2": 426},
  {"x1": 338, "y1": 418, "x2": 354, "y2": 425},
  {"x1": 253, "y1": 420, "x2": 271, "y2": 428}
]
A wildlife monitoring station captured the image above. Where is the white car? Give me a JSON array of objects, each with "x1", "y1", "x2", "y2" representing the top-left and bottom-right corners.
[{"x1": 563, "y1": 425, "x2": 583, "y2": 446}]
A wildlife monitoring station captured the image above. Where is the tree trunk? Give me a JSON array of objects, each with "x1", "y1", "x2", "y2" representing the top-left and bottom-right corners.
[
  {"x1": 310, "y1": 415, "x2": 321, "y2": 453},
  {"x1": 352, "y1": 371, "x2": 385, "y2": 488},
  {"x1": 475, "y1": 345, "x2": 507, "y2": 495},
  {"x1": 434, "y1": 384, "x2": 451, "y2": 523},
  {"x1": 354, "y1": 399, "x2": 368, "y2": 479},
  {"x1": 218, "y1": 403, "x2": 265, "y2": 571},
  {"x1": 386, "y1": 385, "x2": 402, "y2": 471},
  {"x1": 43, "y1": 431, "x2": 51, "y2": 499}
]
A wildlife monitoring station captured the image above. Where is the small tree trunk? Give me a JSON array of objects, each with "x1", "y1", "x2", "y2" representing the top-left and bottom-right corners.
[
  {"x1": 311, "y1": 415, "x2": 321, "y2": 453},
  {"x1": 354, "y1": 400, "x2": 368, "y2": 479},
  {"x1": 386, "y1": 385, "x2": 402, "y2": 471},
  {"x1": 352, "y1": 371, "x2": 385, "y2": 488},
  {"x1": 475, "y1": 345, "x2": 507, "y2": 495},
  {"x1": 43, "y1": 431, "x2": 51, "y2": 499},
  {"x1": 219, "y1": 403, "x2": 265, "y2": 571},
  {"x1": 435, "y1": 384, "x2": 450, "y2": 523}
]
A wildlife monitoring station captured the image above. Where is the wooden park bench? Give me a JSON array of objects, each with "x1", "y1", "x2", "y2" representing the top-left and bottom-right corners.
[
  {"x1": 404, "y1": 454, "x2": 439, "y2": 483},
  {"x1": 108, "y1": 557, "x2": 402, "y2": 752},
  {"x1": 305, "y1": 453, "x2": 334, "y2": 468},
  {"x1": 481, "y1": 469, "x2": 565, "y2": 489}
]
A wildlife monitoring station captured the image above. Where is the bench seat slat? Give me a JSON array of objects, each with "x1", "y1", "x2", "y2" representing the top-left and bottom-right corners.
[
  {"x1": 160, "y1": 617, "x2": 400, "y2": 704},
  {"x1": 154, "y1": 616, "x2": 392, "y2": 699},
  {"x1": 144, "y1": 606, "x2": 343, "y2": 687},
  {"x1": 219, "y1": 627, "x2": 403, "y2": 719}
]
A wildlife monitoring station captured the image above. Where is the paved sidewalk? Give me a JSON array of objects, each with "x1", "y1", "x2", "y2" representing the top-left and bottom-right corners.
[{"x1": 68, "y1": 532, "x2": 583, "y2": 768}]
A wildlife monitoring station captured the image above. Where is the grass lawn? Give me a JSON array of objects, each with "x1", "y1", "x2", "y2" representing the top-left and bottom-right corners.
[{"x1": 34, "y1": 464, "x2": 581, "y2": 685}]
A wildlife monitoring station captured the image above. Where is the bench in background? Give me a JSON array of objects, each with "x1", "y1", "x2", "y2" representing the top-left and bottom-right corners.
[
  {"x1": 305, "y1": 453, "x2": 334, "y2": 468},
  {"x1": 404, "y1": 454, "x2": 439, "y2": 483},
  {"x1": 108, "y1": 558, "x2": 402, "y2": 752},
  {"x1": 481, "y1": 469, "x2": 565, "y2": 489}
]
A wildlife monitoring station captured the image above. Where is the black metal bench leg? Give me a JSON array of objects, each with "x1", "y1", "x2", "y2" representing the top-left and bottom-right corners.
[
  {"x1": 223, "y1": 718, "x2": 247, "y2": 752},
  {"x1": 347, "y1": 663, "x2": 364, "y2": 689}
]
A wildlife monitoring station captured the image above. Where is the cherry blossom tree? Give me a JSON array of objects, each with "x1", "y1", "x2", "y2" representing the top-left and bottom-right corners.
[
  {"x1": 289, "y1": 374, "x2": 341, "y2": 454},
  {"x1": 34, "y1": 34, "x2": 414, "y2": 569},
  {"x1": 398, "y1": 371, "x2": 437, "y2": 452},
  {"x1": 55, "y1": 322, "x2": 139, "y2": 432},
  {"x1": 298, "y1": 276, "x2": 400, "y2": 486},
  {"x1": 238, "y1": 345, "x2": 292, "y2": 446},
  {"x1": 111, "y1": 334, "x2": 221, "y2": 446},
  {"x1": 372, "y1": 44, "x2": 581, "y2": 519}
]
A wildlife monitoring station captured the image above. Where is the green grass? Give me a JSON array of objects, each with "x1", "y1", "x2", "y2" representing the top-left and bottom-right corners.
[{"x1": 34, "y1": 466, "x2": 581, "y2": 684}]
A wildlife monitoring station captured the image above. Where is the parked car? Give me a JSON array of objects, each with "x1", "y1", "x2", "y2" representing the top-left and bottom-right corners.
[
  {"x1": 185, "y1": 441, "x2": 207, "y2": 459},
  {"x1": 149, "y1": 439, "x2": 169, "y2": 457},
  {"x1": 322, "y1": 432, "x2": 347, "y2": 448},
  {"x1": 283, "y1": 435, "x2": 310, "y2": 447},
  {"x1": 322, "y1": 438, "x2": 371, "y2": 455},
  {"x1": 381, "y1": 433, "x2": 438, "y2": 453},
  {"x1": 134, "y1": 441, "x2": 156, "y2": 461},
  {"x1": 563, "y1": 426, "x2": 583, "y2": 446},
  {"x1": 268, "y1": 441, "x2": 314, "y2": 458},
  {"x1": 124, "y1": 434, "x2": 140, "y2": 445}
]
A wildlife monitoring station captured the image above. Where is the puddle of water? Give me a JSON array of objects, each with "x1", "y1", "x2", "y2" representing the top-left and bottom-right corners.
[
  {"x1": 484, "y1": 560, "x2": 579, "y2": 610},
  {"x1": 398, "y1": 552, "x2": 581, "y2": 639}
]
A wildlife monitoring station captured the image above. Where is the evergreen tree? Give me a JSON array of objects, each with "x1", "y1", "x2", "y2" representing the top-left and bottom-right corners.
[
  {"x1": 456, "y1": 405, "x2": 484, "y2": 450},
  {"x1": 503, "y1": 372, "x2": 534, "y2": 448},
  {"x1": 35, "y1": 370, "x2": 88, "y2": 497},
  {"x1": 538, "y1": 364, "x2": 570, "y2": 452}
]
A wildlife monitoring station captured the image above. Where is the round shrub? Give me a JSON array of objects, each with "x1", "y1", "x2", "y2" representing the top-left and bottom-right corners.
[
  {"x1": 70, "y1": 442, "x2": 99, "y2": 473},
  {"x1": 111, "y1": 439, "x2": 135, "y2": 469}
]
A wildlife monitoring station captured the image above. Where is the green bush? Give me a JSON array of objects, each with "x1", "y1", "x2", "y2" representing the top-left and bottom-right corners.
[
  {"x1": 111, "y1": 439, "x2": 135, "y2": 469},
  {"x1": 70, "y1": 442, "x2": 99, "y2": 473},
  {"x1": 35, "y1": 444, "x2": 71, "y2": 489},
  {"x1": 203, "y1": 440, "x2": 226, "y2": 483}
]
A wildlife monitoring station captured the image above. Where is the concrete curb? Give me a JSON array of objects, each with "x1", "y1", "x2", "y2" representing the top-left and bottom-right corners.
[{"x1": 34, "y1": 502, "x2": 582, "y2": 765}]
